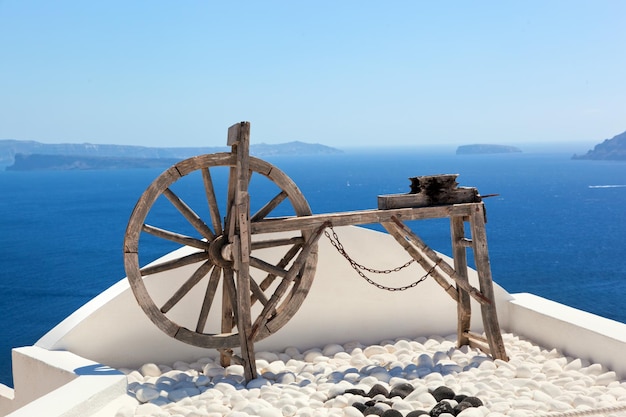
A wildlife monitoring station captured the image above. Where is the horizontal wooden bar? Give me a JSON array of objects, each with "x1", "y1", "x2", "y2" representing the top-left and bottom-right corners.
[
  {"x1": 464, "y1": 331, "x2": 492, "y2": 355},
  {"x1": 250, "y1": 203, "x2": 478, "y2": 234}
]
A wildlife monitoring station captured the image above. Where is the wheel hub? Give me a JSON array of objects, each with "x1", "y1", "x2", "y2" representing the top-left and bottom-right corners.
[{"x1": 208, "y1": 234, "x2": 233, "y2": 268}]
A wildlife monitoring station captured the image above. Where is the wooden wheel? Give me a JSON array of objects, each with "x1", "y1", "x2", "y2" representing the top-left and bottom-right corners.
[{"x1": 123, "y1": 152, "x2": 318, "y2": 349}]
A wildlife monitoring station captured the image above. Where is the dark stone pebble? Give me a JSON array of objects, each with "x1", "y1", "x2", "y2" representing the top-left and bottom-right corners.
[
  {"x1": 453, "y1": 394, "x2": 468, "y2": 403},
  {"x1": 429, "y1": 401, "x2": 454, "y2": 417},
  {"x1": 363, "y1": 405, "x2": 384, "y2": 416},
  {"x1": 389, "y1": 382, "x2": 415, "y2": 399},
  {"x1": 460, "y1": 396, "x2": 483, "y2": 407},
  {"x1": 367, "y1": 383, "x2": 389, "y2": 398},
  {"x1": 453, "y1": 401, "x2": 473, "y2": 415},
  {"x1": 345, "y1": 388, "x2": 367, "y2": 396},
  {"x1": 430, "y1": 386, "x2": 455, "y2": 402},
  {"x1": 352, "y1": 402, "x2": 367, "y2": 412},
  {"x1": 381, "y1": 410, "x2": 403, "y2": 417},
  {"x1": 405, "y1": 411, "x2": 429, "y2": 417}
]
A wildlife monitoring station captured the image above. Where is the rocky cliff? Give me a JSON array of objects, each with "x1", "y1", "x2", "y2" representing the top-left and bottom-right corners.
[{"x1": 573, "y1": 131, "x2": 626, "y2": 160}]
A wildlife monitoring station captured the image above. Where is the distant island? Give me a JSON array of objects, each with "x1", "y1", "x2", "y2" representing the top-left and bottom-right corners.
[
  {"x1": 456, "y1": 144, "x2": 522, "y2": 155},
  {"x1": 572, "y1": 130, "x2": 626, "y2": 161},
  {"x1": 1, "y1": 140, "x2": 343, "y2": 170},
  {"x1": 6, "y1": 154, "x2": 182, "y2": 171}
]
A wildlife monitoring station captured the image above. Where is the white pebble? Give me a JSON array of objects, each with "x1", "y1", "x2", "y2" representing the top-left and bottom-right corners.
[
  {"x1": 114, "y1": 406, "x2": 135, "y2": 417},
  {"x1": 595, "y1": 371, "x2": 617, "y2": 385},
  {"x1": 256, "y1": 351, "x2": 280, "y2": 362},
  {"x1": 135, "y1": 402, "x2": 167, "y2": 416},
  {"x1": 135, "y1": 386, "x2": 160, "y2": 403},
  {"x1": 303, "y1": 349, "x2": 323, "y2": 362},
  {"x1": 363, "y1": 345, "x2": 387, "y2": 358},
  {"x1": 140, "y1": 363, "x2": 161, "y2": 378},
  {"x1": 343, "y1": 407, "x2": 365, "y2": 417},
  {"x1": 457, "y1": 408, "x2": 483, "y2": 417},
  {"x1": 582, "y1": 363, "x2": 604, "y2": 376},
  {"x1": 323, "y1": 344, "x2": 345, "y2": 356}
]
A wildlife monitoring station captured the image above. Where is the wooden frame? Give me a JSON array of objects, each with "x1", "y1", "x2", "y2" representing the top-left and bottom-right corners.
[{"x1": 124, "y1": 121, "x2": 508, "y2": 382}]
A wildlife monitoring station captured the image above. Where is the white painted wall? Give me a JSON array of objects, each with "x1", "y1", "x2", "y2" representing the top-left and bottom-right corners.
[
  {"x1": 0, "y1": 347, "x2": 126, "y2": 417},
  {"x1": 506, "y1": 292, "x2": 626, "y2": 379}
]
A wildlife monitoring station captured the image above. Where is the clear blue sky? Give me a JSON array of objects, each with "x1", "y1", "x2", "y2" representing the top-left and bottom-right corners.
[{"x1": 1, "y1": 1, "x2": 624, "y2": 148}]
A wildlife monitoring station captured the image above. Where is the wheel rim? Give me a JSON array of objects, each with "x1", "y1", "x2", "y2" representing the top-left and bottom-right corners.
[{"x1": 124, "y1": 153, "x2": 317, "y2": 349}]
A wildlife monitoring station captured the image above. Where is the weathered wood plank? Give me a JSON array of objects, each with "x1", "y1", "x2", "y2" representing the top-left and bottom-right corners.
[
  {"x1": 250, "y1": 236, "x2": 304, "y2": 251},
  {"x1": 251, "y1": 190, "x2": 288, "y2": 222},
  {"x1": 250, "y1": 204, "x2": 476, "y2": 234},
  {"x1": 451, "y1": 216, "x2": 471, "y2": 348},
  {"x1": 389, "y1": 216, "x2": 491, "y2": 306},
  {"x1": 142, "y1": 224, "x2": 208, "y2": 250},
  {"x1": 196, "y1": 265, "x2": 221, "y2": 333},
  {"x1": 202, "y1": 167, "x2": 223, "y2": 235},
  {"x1": 464, "y1": 331, "x2": 491, "y2": 355},
  {"x1": 381, "y1": 222, "x2": 459, "y2": 302},
  {"x1": 160, "y1": 261, "x2": 213, "y2": 314},
  {"x1": 250, "y1": 256, "x2": 288, "y2": 278},
  {"x1": 378, "y1": 188, "x2": 479, "y2": 209},
  {"x1": 250, "y1": 222, "x2": 327, "y2": 340},
  {"x1": 139, "y1": 251, "x2": 208, "y2": 276},
  {"x1": 469, "y1": 204, "x2": 508, "y2": 361},
  {"x1": 125, "y1": 252, "x2": 181, "y2": 338},
  {"x1": 163, "y1": 188, "x2": 215, "y2": 240}
]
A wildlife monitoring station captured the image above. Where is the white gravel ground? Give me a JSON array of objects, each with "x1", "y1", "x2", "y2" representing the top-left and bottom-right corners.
[{"x1": 113, "y1": 333, "x2": 626, "y2": 417}]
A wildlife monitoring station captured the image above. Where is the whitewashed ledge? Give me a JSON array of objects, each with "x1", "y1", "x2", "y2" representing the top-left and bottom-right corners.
[{"x1": 0, "y1": 226, "x2": 625, "y2": 416}]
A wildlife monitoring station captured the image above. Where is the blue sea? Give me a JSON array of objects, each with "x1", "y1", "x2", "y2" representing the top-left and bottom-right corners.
[{"x1": 1, "y1": 148, "x2": 625, "y2": 387}]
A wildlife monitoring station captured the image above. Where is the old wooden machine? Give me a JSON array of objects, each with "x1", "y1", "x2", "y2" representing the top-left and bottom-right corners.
[{"x1": 123, "y1": 122, "x2": 508, "y2": 381}]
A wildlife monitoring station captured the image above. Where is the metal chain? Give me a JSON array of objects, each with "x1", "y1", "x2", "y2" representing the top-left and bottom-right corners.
[{"x1": 324, "y1": 225, "x2": 438, "y2": 291}]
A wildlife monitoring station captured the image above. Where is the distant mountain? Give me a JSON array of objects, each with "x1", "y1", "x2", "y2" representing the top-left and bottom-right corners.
[
  {"x1": 456, "y1": 144, "x2": 522, "y2": 155},
  {"x1": 573, "y1": 130, "x2": 626, "y2": 160},
  {"x1": 0, "y1": 140, "x2": 343, "y2": 169},
  {"x1": 6, "y1": 154, "x2": 182, "y2": 171}
]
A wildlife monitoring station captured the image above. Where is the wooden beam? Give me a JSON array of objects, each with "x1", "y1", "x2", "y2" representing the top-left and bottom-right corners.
[
  {"x1": 451, "y1": 216, "x2": 471, "y2": 348},
  {"x1": 469, "y1": 204, "x2": 508, "y2": 361},
  {"x1": 389, "y1": 216, "x2": 492, "y2": 306},
  {"x1": 251, "y1": 204, "x2": 476, "y2": 234},
  {"x1": 381, "y1": 222, "x2": 458, "y2": 302}
]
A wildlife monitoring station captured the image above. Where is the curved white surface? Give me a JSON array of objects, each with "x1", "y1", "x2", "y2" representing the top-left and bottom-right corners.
[{"x1": 36, "y1": 226, "x2": 513, "y2": 370}]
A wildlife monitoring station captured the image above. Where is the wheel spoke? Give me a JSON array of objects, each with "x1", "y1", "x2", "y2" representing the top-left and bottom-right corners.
[
  {"x1": 224, "y1": 167, "x2": 237, "y2": 235},
  {"x1": 248, "y1": 275, "x2": 269, "y2": 307},
  {"x1": 140, "y1": 251, "x2": 207, "y2": 276},
  {"x1": 163, "y1": 188, "x2": 215, "y2": 240},
  {"x1": 250, "y1": 256, "x2": 288, "y2": 278},
  {"x1": 258, "y1": 242, "x2": 302, "y2": 291},
  {"x1": 202, "y1": 167, "x2": 223, "y2": 235},
  {"x1": 251, "y1": 190, "x2": 288, "y2": 222},
  {"x1": 196, "y1": 265, "x2": 222, "y2": 333},
  {"x1": 143, "y1": 224, "x2": 209, "y2": 250},
  {"x1": 250, "y1": 223, "x2": 326, "y2": 340},
  {"x1": 222, "y1": 267, "x2": 239, "y2": 328},
  {"x1": 250, "y1": 236, "x2": 304, "y2": 251},
  {"x1": 161, "y1": 261, "x2": 214, "y2": 314}
]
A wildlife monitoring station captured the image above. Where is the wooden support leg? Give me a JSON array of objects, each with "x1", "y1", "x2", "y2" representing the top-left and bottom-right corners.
[
  {"x1": 234, "y1": 233, "x2": 257, "y2": 380},
  {"x1": 382, "y1": 221, "x2": 459, "y2": 302},
  {"x1": 220, "y1": 275, "x2": 234, "y2": 367},
  {"x1": 388, "y1": 217, "x2": 490, "y2": 305},
  {"x1": 450, "y1": 216, "x2": 471, "y2": 348},
  {"x1": 469, "y1": 204, "x2": 508, "y2": 361}
]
